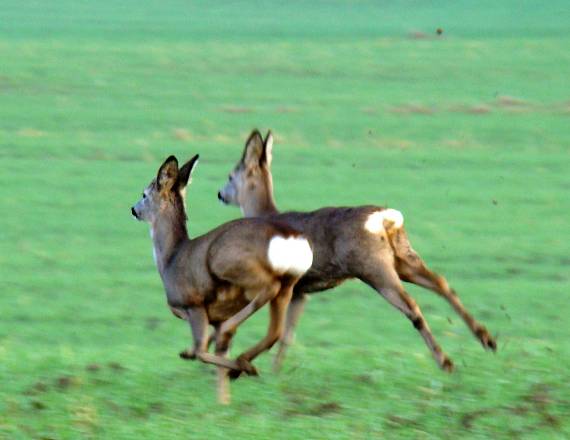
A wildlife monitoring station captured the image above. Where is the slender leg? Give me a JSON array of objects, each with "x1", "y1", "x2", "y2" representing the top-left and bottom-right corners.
[
  {"x1": 273, "y1": 293, "x2": 307, "y2": 372},
  {"x1": 398, "y1": 254, "x2": 497, "y2": 351},
  {"x1": 361, "y1": 267, "x2": 454, "y2": 372},
  {"x1": 169, "y1": 307, "x2": 222, "y2": 355},
  {"x1": 179, "y1": 307, "x2": 242, "y2": 372},
  {"x1": 239, "y1": 284, "x2": 294, "y2": 363},
  {"x1": 214, "y1": 326, "x2": 234, "y2": 405},
  {"x1": 229, "y1": 283, "x2": 295, "y2": 379},
  {"x1": 216, "y1": 359, "x2": 230, "y2": 405},
  {"x1": 390, "y1": 228, "x2": 496, "y2": 351},
  {"x1": 216, "y1": 282, "x2": 281, "y2": 354},
  {"x1": 206, "y1": 328, "x2": 217, "y2": 351}
]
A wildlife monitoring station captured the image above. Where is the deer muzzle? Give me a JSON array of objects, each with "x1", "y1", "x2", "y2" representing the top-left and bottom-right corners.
[{"x1": 217, "y1": 191, "x2": 227, "y2": 204}]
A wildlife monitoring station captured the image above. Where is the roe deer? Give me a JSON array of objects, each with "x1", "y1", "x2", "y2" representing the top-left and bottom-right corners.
[
  {"x1": 217, "y1": 130, "x2": 497, "y2": 373},
  {"x1": 132, "y1": 154, "x2": 313, "y2": 403}
]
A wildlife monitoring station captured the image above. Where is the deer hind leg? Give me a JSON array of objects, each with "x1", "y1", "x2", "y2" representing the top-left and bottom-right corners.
[
  {"x1": 361, "y1": 266, "x2": 454, "y2": 372},
  {"x1": 206, "y1": 328, "x2": 217, "y2": 351},
  {"x1": 395, "y1": 246, "x2": 497, "y2": 352},
  {"x1": 216, "y1": 281, "x2": 281, "y2": 374},
  {"x1": 273, "y1": 293, "x2": 308, "y2": 372},
  {"x1": 229, "y1": 280, "x2": 295, "y2": 380}
]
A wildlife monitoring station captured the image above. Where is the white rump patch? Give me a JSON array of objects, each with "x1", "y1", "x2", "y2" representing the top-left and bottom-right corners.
[
  {"x1": 364, "y1": 209, "x2": 404, "y2": 233},
  {"x1": 267, "y1": 236, "x2": 313, "y2": 276}
]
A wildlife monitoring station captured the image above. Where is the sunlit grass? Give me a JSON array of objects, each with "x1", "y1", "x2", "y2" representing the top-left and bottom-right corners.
[{"x1": 1, "y1": 1, "x2": 569, "y2": 438}]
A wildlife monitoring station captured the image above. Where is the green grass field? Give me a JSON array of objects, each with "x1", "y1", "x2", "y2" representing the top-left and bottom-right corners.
[{"x1": 1, "y1": 1, "x2": 569, "y2": 438}]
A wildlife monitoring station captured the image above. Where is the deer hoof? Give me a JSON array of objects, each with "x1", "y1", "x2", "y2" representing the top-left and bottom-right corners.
[
  {"x1": 442, "y1": 357, "x2": 454, "y2": 373},
  {"x1": 228, "y1": 357, "x2": 257, "y2": 380},
  {"x1": 238, "y1": 356, "x2": 259, "y2": 376},
  {"x1": 476, "y1": 327, "x2": 497, "y2": 352},
  {"x1": 228, "y1": 369, "x2": 242, "y2": 381},
  {"x1": 228, "y1": 357, "x2": 260, "y2": 380},
  {"x1": 228, "y1": 370, "x2": 243, "y2": 380},
  {"x1": 179, "y1": 349, "x2": 196, "y2": 360}
]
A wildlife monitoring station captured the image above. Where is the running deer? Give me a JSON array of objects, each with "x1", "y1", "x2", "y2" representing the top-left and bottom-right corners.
[
  {"x1": 218, "y1": 130, "x2": 497, "y2": 372},
  {"x1": 131, "y1": 154, "x2": 313, "y2": 403}
]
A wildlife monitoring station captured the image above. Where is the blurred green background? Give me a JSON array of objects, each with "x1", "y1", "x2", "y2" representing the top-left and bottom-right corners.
[{"x1": 1, "y1": 1, "x2": 569, "y2": 438}]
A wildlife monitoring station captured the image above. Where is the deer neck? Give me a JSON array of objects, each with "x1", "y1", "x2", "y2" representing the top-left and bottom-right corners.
[
  {"x1": 241, "y1": 174, "x2": 279, "y2": 218},
  {"x1": 242, "y1": 196, "x2": 278, "y2": 218},
  {"x1": 150, "y1": 206, "x2": 189, "y2": 274}
]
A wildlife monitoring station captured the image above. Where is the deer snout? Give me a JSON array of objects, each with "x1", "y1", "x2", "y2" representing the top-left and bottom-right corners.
[
  {"x1": 131, "y1": 206, "x2": 139, "y2": 219},
  {"x1": 217, "y1": 191, "x2": 226, "y2": 203}
]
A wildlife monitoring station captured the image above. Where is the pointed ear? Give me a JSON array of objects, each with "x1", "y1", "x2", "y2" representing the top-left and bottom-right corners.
[
  {"x1": 242, "y1": 130, "x2": 264, "y2": 167},
  {"x1": 261, "y1": 130, "x2": 273, "y2": 168},
  {"x1": 177, "y1": 154, "x2": 199, "y2": 189},
  {"x1": 157, "y1": 155, "x2": 179, "y2": 191}
]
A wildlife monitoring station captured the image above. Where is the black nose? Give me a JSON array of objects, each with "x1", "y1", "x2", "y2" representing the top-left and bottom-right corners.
[
  {"x1": 217, "y1": 191, "x2": 224, "y2": 202},
  {"x1": 131, "y1": 207, "x2": 138, "y2": 218}
]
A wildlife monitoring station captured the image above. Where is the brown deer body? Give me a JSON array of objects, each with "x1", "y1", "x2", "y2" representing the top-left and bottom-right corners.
[
  {"x1": 132, "y1": 154, "x2": 313, "y2": 403},
  {"x1": 218, "y1": 131, "x2": 497, "y2": 372}
]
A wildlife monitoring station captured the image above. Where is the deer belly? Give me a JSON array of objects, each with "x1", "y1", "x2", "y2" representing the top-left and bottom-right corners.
[
  {"x1": 295, "y1": 274, "x2": 348, "y2": 294},
  {"x1": 206, "y1": 285, "x2": 250, "y2": 323}
]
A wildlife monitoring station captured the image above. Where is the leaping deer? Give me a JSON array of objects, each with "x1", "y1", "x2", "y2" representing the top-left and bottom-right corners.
[
  {"x1": 131, "y1": 154, "x2": 313, "y2": 403},
  {"x1": 218, "y1": 130, "x2": 497, "y2": 373}
]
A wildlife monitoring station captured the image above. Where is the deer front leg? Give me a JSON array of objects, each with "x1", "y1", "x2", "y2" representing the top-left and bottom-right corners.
[
  {"x1": 213, "y1": 325, "x2": 234, "y2": 405},
  {"x1": 273, "y1": 293, "x2": 307, "y2": 372},
  {"x1": 182, "y1": 327, "x2": 217, "y2": 356},
  {"x1": 180, "y1": 307, "x2": 243, "y2": 373}
]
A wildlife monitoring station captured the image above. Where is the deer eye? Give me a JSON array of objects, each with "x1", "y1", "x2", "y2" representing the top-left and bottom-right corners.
[{"x1": 229, "y1": 174, "x2": 233, "y2": 182}]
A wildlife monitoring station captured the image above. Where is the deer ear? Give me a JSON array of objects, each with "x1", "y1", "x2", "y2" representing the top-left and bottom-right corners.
[
  {"x1": 157, "y1": 155, "x2": 179, "y2": 191},
  {"x1": 242, "y1": 130, "x2": 264, "y2": 167},
  {"x1": 178, "y1": 154, "x2": 199, "y2": 189},
  {"x1": 261, "y1": 130, "x2": 273, "y2": 168}
]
